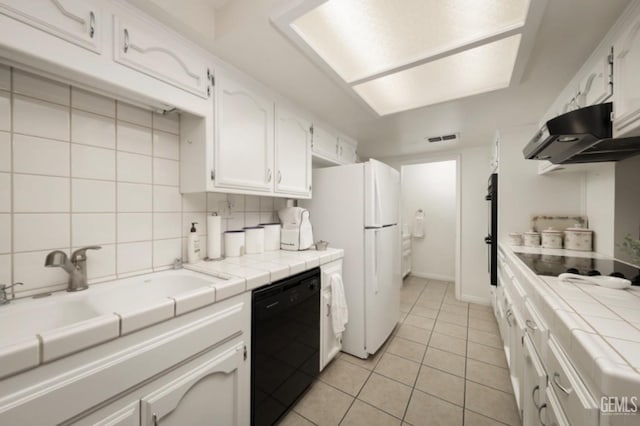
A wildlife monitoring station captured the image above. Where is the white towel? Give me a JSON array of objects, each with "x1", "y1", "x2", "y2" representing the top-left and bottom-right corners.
[
  {"x1": 330, "y1": 273, "x2": 349, "y2": 337},
  {"x1": 412, "y1": 211, "x2": 425, "y2": 238}
]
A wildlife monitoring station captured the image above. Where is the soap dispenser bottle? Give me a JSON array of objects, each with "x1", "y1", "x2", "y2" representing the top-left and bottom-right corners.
[{"x1": 187, "y1": 222, "x2": 201, "y2": 263}]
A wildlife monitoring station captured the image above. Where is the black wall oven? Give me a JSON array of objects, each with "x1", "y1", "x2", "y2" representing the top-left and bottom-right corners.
[
  {"x1": 251, "y1": 268, "x2": 320, "y2": 426},
  {"x1": 485, "y1": 173, "x2": 498, "y2": 286}
]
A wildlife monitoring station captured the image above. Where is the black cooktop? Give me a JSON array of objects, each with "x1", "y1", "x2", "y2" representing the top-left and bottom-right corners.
[{"x1": 514, "y1": 252, "x2": 640, "y2": 285}]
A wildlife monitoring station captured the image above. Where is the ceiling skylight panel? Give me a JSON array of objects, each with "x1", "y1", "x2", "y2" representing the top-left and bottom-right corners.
[
  {"x1": 353, "y1": 35, "x2": 521, "y2": 115},
  {"x1": 291, "y1": 0, "x2": 530, "y2": 83}
]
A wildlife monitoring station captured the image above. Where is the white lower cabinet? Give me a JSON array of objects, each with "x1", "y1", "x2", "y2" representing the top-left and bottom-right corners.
[
  {"x1": 140, "y1": 342, "x2": 248, "y2": 426},
  {"x1": 320, "y1": 260, "x2": 343, "y2": 371},
  {"x1": 0, "y1": 293, "x2": 251, "y2": 426},
  {"x1": 496, "y1": 247, "x2": 602, "y2": 426},
  {"x1": 89, "y1": 402, "x2": 140, "y2": 426},
  {"x1": 522, "y1": 335, "x2": 547, "y2": 426}
]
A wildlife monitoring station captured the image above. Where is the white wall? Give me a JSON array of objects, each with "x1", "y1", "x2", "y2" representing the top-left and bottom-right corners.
[
  {"x1": 498, "y1": 124, "x2": 586, "y2": 240},
  {"x1": 383, "y1": 144, "x2": 492, "y2": 304},
  {"x1": 401, "y1": 161, "x2": 456, "y2": 281},
  {"x1": 614, "y1": 156, "x2": 640, "y2": 261},
  {"x1": 584, "y1": 164, "x2": 616, "y2": 255},
  {"x1": 0, "y1": 65, "x2": 282, "y2": 298}
]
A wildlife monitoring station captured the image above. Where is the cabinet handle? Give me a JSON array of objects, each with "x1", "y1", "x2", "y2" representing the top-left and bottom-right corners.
[
  {"x1": 505, "y1": 309, "x2": 513, "y2": 327},
  {"x1": 340, "y1": 146, "x2": 343, "y2": 157},
  {"x1": 553, "y1": 372, "x2": 573, "y2": 395},
  {"x1": 89, "y1": 11, "x2": 95, "y2": 38},
  {"x1": 152, "y1": 413, "x2": 158, "y2": 426},
  {"x1": 532, "y1": 385, "x2": 540, "y2": 409},
  {"x1": 277, "y1": 170, "x2": 282, "y2": 183},
  {"x1": 538, "y1": 403, "x2": 547, "y2": 426},
  {"x1": 123, "y1": 28, "x2": 130, "y2": 53},
  {"x1": 327, "y1": 302, "x2": 331, "y2": 316},
  {"x1": 267, "y1": 169, "x2": 272, "y2": 183},
  {"x1": 526, "y1": 319, "x2": 538, "y2": 331},
  {"x1": 336, "y1": 144, "x2": 339, "y2": 155}
]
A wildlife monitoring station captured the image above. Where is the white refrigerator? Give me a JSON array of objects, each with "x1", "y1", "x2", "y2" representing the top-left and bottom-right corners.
[{"x1": 301, "y1": 159, "x2": 401, "y2": 359}]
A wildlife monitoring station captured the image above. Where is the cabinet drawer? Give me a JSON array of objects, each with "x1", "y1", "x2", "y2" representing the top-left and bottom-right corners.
[
  {"x1": 113, "y1": 13, "x2": 210, "y2": 99},
  {"x1": 523, "y1": 299, "x2": 549, "y2": 359},
  {"x1": 546, "y1": 337, "x2": 599, "y2": 426},
  {"x1": 0, "y1": 0, "x2": 101, "y2": 53},
  {"x1": 544, "y1": 386, "x2": 571, "y2": 426}
]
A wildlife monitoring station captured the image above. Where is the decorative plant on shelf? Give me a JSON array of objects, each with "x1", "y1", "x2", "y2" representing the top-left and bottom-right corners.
[{"x1": 618, "y1": 234, "x2": 640, "y2": 264}]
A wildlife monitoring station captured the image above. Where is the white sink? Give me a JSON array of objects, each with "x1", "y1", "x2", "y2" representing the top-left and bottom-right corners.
[
  {"x1": 0, "y1": 269, "x2": 230, "y2": 373},
  {"x1": 0, "y1": 297, "x2": 102, "y2": 342}
]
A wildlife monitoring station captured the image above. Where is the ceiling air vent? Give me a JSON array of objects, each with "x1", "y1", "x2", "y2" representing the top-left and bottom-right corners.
[{"x1": 425, "y1": 133, "x2": 459, "y2": 143}]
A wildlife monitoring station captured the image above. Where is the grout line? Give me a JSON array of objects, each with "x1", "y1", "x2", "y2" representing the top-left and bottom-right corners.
[{"x1": 8, "y1": 65, "x2": 14, "y2": 296}]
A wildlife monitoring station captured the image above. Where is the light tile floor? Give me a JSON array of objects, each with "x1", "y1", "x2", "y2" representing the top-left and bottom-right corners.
[{"x1": 278, "y1": 276, "x2": 522, "y2": 426}]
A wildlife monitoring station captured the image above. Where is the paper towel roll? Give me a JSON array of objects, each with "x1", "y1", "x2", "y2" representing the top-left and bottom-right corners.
[{"x1": 207, "y1": 214, "x2": 222, "y2": 259}]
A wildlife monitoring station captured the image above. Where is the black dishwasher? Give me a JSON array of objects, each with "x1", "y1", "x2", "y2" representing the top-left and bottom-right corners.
[{"x1": 251, "y1": 267, "x2": 320, "y2": 426}]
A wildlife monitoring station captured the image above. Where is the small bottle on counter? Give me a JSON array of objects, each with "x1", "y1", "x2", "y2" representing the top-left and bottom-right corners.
[{"x1": 187, "y1": 222, "x2": 201, "y2": 263}]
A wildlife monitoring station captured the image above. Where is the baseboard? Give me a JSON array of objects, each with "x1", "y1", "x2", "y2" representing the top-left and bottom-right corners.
[
  {"x1": 410, "y1": 272, "x2": 455, "y2": 282},
  {"x1": 458, "y1": 294, "x2": 492, "y2": 305}
]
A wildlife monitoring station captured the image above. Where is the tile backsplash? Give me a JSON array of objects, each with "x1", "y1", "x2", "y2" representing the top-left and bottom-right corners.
[{"x1": 0, "y1": 65, "x2": 284, "y2": 297}]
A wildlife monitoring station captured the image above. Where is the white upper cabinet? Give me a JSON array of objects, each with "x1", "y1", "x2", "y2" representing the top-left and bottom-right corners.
[
  {"x1": 614, "y1": 16, "x2": 640, "y2": 136},
  {"x1": 275, "y1": 104, "x2": 312, "y2": 198},
  {"x1": 113, "y1": 12, "x2": 211, "y2": 99},
  {"x1": 338, "y1": 136, "x2": 358, "y2": 164},
  {"x1": 312, "y1": 125, "x2": 340, "y2": 162},
  {"x1": 214, "y1": 73, "x2": 274, "y2": 192},
  {"x1": 0, "y1": 0, "x2": 101, "y2": 53},
  {"x1": 577, "y1": 54, "x2": 612, "y2": 107}
]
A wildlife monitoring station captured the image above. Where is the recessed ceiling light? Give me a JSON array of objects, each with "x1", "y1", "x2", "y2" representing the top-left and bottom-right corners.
[
  {"x1": 273, "y1": 0, "x2": 543, "y2": 116},
  {"x1": 353, "y1": 35, "x2": 521, "y2": 115},
  {"x1": 291, "y1": 0, "x2": 530, "y2": 83}
]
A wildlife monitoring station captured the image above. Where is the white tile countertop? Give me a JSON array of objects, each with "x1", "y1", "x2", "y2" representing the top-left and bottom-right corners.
[
  {"x1": 185, "y1": 247, "x2": 344, "y2": 293},
  {"x1": 501, "y1": 244, "x2": 640, "y2": 398},
  {"x1": 0, "y1": 248, "x2": 343, "y2": 379}
]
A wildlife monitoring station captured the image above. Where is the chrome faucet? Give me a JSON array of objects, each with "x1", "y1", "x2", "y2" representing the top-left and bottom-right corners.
[
  {"x1": 44, "y1": 246, "x2": 101, "y2": 292},
  {"x1": 0, "y1": 282, "x2": 23, "y2": 305}
]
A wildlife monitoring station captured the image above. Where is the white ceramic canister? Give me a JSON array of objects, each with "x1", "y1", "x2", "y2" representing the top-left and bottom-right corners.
[
  {"x1": 244, "y1": 226, "x2": 265, "y2": 254},
  {"x1": 224, "y1": 230, "x2": 245, "y2": 257},
  {"x1": 260, "y1": 223, "x2": 281, "y2": 251},
  {"x1": 541, "y1": 228, "x2": 563, "y2": 249},
  {"x1": 564, "y1": 224, "x2": 593, "y2": 251},
  {"x1": 508, "y1": 233, "x2": 523, "y2": 246},
  {"x1": 524, "y1": 230, "x2": 541, "y2": 247}
]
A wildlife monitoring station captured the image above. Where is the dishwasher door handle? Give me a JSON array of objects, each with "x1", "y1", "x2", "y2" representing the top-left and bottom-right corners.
[{"x1": 266, "y1": 301, "x2": 279, "y2": 310}]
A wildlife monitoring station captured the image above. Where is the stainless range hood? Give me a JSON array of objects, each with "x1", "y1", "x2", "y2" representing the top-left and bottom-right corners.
[{"x1": 523, "y1": 102, "x2": 640, "y2": 164}]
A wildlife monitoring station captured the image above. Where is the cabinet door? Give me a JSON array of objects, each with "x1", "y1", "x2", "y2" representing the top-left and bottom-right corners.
[
  {"x1": 140, "y1": 342, "x2": 249, "y2": 426},
  {"x1": 522, "y1": 335, "x2": 547, "y2": 426},
  {"x1": 614, "y1": 18, "x2": 640, "y2": 135},
  {"x1": 312, "y1": 125, "x2": 339, "y2": 161},
  {"x1": 320, "y1": 260, "x2": 343, "y2": 371},
  {"x1": 0, "y1": 0, "x2": 101, "y2": 52},
  {"x1": 275, "y1": 105, "x2": 312, "y2": 198},
  {"x1": 577, "y1": 55, "x2": 612, "y2": 107},
  {"x1": 339, "y1": 139, "x2": 358, "y2": 164},
  {"x1": 215, "y1": 75, "x2": 274, "y2": 192},
  {"x1": 113, "y1": 13, "x2": 211, "y2": 99}
]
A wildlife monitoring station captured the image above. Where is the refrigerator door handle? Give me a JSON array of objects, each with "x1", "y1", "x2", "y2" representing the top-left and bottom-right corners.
[
  {"x1": 374, "y1": 169, "x2": 383, "y2": 227},
  {"x1": 374, "y1": 229, "x2": 380, "y2": 294}
]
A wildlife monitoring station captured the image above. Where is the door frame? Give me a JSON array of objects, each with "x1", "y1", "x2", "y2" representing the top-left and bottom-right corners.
[{"x1": 399, "y1": 154, "x2": 462, "y2": 301}]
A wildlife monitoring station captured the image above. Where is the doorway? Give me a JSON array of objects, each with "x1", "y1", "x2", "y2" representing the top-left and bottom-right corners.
[{"x1": 400, "y1": 158, "x2": 460, "y2": 296}]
